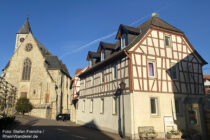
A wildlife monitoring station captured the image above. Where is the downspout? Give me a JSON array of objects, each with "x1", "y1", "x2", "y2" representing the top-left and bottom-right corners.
[{"x1": 125, "y1": 50, "x2": 136, "y2": 139}]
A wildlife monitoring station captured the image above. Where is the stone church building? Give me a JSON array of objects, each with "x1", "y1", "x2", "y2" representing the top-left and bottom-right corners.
[{"x1": 1, "y1": 19, "x2": 71, "y2": 119}]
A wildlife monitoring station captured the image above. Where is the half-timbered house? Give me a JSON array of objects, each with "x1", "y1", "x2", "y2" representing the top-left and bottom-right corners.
[
  {"x1": 70, "y1": 67, "x2": 88, "y2": 122},
  {"x1": 77, "y1": 14, "x2": 208, "y2": 139}
]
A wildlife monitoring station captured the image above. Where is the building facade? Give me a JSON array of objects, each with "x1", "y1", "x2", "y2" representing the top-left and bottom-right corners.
[
  {"x1": 77, "y1": 15, "x2": 207, "y2": 139},
  {"x1": 1, "y1": 19, "x2": 71, "y2": 119},
  {"x1": 70, "y1": 67, "x2": 88, "y2": 123}
]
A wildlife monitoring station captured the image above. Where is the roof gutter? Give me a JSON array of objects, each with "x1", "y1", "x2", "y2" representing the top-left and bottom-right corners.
[{"x1": 79, "y1": 50, "x2": 126, "y2": 78}]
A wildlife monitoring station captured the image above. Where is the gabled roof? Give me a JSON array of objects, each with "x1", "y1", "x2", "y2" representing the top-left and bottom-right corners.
[
  {"x1": 86, "y1": 51, "x2": 100, "y2": 60},
  {"x1": 97, "y1": 42, "x2": 116, "y2": 53},
  {"x1": 80, "y1": 16, "x2": 207, "y2": 78},
  {"x1": 125, "y1": 16, "x2": 183, "y2": 51},
  {"x1": 34, "y1": 38, "x2": 51, "y2": 56},
  {"x1": 116, "y1": 24, "x2": 141, "y2": 39},
  {"x1": 75, "y1": 66, "x2": 88, "y2": 76},
  {"x1": 140, "y1": 16, "x2": 183, "y2": 33},
  {"x1": 203, "y1": 75, "x2": 210, "y2": 80},
  {"x1": 17, "y1": 18, "x2": 32, "y2": 34}
]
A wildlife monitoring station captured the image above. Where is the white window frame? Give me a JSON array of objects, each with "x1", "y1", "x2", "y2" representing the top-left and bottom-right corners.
[
  {"x1": 101, "y1": 71, "x2": 104, "y2": 83},
  {"x1": 84, "y1": 80, "x2": 86, "y2": 88},
  {"x1": 100, "y1": 98, "x2": 104, "y2": 114},
  {"x1": 92, "y1": 76, "x2": 94, "y2": 86},
  {"x1": 89, "y1": 60, "x2": 92, "y2": 68},
  {"x1": 113, "y1": 64, "x2": 117, "y2": 80},
  {"x1": 101, "y1": 49, "x2": 105, "y2": 61},
  {"x1": 150, "y1": 97, "x2": 158, "y2": 115},
  {"x1": 89, "y1": 99, "x2": 93, "y2": 113},
  {"x1": 121, "y1": 34, "x2": 127, "y2": 49},
  {"x1": 148, "y1": 61, "x2": 156, "y2": 78},
  {"x1": 164, "y1": 35, "x2": 171, "y2": 47},
  {"x1": 112, "y1": 97, "x2": 117, "y2": 115}
]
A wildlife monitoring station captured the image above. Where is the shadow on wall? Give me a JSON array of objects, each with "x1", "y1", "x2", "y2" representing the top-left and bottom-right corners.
[{"x1": 166, "y1": 52, "x2": 208, "y2": 140}]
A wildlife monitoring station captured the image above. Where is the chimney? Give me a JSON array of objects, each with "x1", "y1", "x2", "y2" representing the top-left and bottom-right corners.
[{"x1": 152, "y1": 13, "x2": 159, "y2": 17}]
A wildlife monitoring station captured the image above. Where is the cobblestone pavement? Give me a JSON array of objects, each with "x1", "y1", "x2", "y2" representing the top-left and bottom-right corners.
[{"x1": 1, "y1": 115, "x2": 128, "y2": 140}]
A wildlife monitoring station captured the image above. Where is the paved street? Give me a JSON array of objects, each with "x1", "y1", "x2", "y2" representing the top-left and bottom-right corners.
[{"x1": 1, "y1": 115, "x2": 127, "y2": 140}]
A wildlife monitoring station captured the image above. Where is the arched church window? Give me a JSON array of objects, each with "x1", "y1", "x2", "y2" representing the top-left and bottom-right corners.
[{"x1": 22, "y1": 58, "x2": 31, "y2": 80}]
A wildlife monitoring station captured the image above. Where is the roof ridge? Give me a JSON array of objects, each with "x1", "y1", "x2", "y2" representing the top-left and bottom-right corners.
[
  {"x1": 17, "y1": 19, "x2": 32, "y2": 34},
  {"x1": 33, "y1": 37, "x2": 51, "y2": 56}
]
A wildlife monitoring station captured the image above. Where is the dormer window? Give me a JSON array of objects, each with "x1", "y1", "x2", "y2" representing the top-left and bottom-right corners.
[
  {"x1": 101, "y1": 49, "x2": 105, "y2": 61},
  {"x1": 121, "y1": 34, "x2": 127, "y2": 49},
  {"x1": 89, "y1": 60, "x2": 92, "y2": 68}
]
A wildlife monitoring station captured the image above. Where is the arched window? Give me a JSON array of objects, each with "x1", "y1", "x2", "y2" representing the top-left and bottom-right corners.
[{"x1": 22, "y1": 58, "x2": 31, "y2": 80}]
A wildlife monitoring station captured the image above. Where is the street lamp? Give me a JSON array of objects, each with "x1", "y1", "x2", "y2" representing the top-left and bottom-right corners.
[
  {"x1": 115, "y1": 81, "x2": 126, "y2": 138},
  {"x1": 119, "y1": 81, "x2": 126, "y2": 91}
]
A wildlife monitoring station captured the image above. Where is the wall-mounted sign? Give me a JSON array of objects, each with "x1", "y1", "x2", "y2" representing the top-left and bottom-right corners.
[{"x1": 164, "y1": 116, "x2": 174, "y2": 126}]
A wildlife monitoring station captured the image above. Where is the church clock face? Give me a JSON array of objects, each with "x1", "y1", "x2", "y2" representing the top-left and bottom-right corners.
[{"x1": 25, "y1": 43, "x2": 33, "y2": 52}]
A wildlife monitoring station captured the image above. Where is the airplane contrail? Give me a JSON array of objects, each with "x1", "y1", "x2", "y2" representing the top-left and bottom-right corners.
[
  {"x1": 60, "y1": 2, "x2": 174, "y2": 59},
  {"x1": 60, "y1": 31, "x2": 116, "y2": 59}
]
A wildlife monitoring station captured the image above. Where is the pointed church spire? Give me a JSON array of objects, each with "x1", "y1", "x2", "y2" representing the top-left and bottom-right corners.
[{"x1": 17, "y1": 18, "x2": 32, "y2": 34}]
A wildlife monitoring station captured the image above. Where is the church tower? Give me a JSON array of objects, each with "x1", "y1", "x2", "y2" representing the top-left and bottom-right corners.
[{"x1": 15, "y1": 18, "x2": 32, "y2": 51}]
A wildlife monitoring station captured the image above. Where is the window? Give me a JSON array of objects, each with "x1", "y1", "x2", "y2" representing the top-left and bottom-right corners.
[
  {"x1": 90, "y1": 99, "x2": 93, "y2": 113},
  {"x1": 66, "y1": 79, "x2": 68, "y2": 89},
  {"x1": 171, "y1": 65, "x2": 178, "y2": 79},
  {"x1": 121, "y1": 34, "x2": 127, "y2": 49},
  {"x1": 22, "y1": 58, "x2": 31, "y2": 80},
  {"x1": 113, "y1": 65, "x2": 117, "y2": 80},
  {"x1": 101, "y1": 49, "x2": 105, "y2": 61},
  {"x1": 20, "y1": 92, "x2": 27, "y2": 98},
  {"x1": 89, "y1": 60, "x2": 92, "y2": 68},
  {"x1": 101, "y1": 71, "x2": 104, "y2": 83},
  {"x1": 175, "y1": 99, "x2": 180, "y2": 114},
  {"x1": 188, "y1": 110, "x2": 197, "y2": 125},
  {"x1": 112, "y1": 97, "x2": 117, "y2": 115},
  {"x1": 148, "y1": 62, "x2": 155, "y2": 77},
  {"x1": 165, "y1": 36, "x2": 171, "y2": 47},
  {"x1": 84, "y1": 80, "x2": 86, "y2": 88},
  {"x1": 150, "y1": 98, "x2": 158, "y2": 115},
  {"x1": 45, "y1": 94, "x2": 50, "y2": 103},
  {"x1": 20, "y1": 38, "x2": 25, "y2": 42},
  {"x1": 82, "y1": 100, "x2": 85, "y2": 112},
  {"x1": 100, "y1": 98, "x2": 104, "y2": 114}
]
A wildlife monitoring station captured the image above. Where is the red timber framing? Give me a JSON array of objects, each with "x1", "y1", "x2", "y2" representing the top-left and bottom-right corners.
[
  {"x1": 80, "y1": 27, "x2": 206, "y2": 98},
  {"x1": 129, "y1": 28, "x2": 205, "y2": 95},
  {"x1": 80, "y1": 57, "x2": 130, "y2": 98}
]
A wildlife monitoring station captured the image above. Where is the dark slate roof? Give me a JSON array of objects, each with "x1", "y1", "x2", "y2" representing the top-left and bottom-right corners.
[
  {"x1": 116, "y1": 24, "x2": 140, "y2": 39},
  {"x1": 145, "y1": 16, "x2": 183, "y2": 33},
  {"x1": 86, "y1": 51, "x2": 100, "y2": 60},
  {"x1": 100, "y1": 42, "x2": 116, "y2": 50},
  {"x1": 34, "y1": 38, "x2": 51, "y2": 56},
  {"x1": 17, "y1": 19, "x2": 32, "y2": 34},
  {"x1": 79, "y1": 16, "x2": 207, "y2": 78},
  {"x1": 3, "y1": 20, "x2": 71, "y2": 78},
  {"x1": 45, "y1": 55, "x2": 70, "y2": 77}
]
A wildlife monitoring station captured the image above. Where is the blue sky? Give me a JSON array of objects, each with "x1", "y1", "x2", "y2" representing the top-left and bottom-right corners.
[{"x1": 0, "y1": 0, "x2": 210, "y2": 76}]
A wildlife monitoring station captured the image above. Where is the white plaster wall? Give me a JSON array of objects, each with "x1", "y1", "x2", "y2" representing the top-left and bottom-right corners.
[
  {"x1": 131, "y1": 92, "x2": 190, "y2": 139},
  {"x1": 77, "y1": 94, "x2": 132, "y2": 137}
]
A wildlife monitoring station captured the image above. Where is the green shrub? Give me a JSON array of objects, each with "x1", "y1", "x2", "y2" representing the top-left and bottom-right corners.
[{"x1": 15, "y1": 97, "x2": 33, "y2": 115}]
